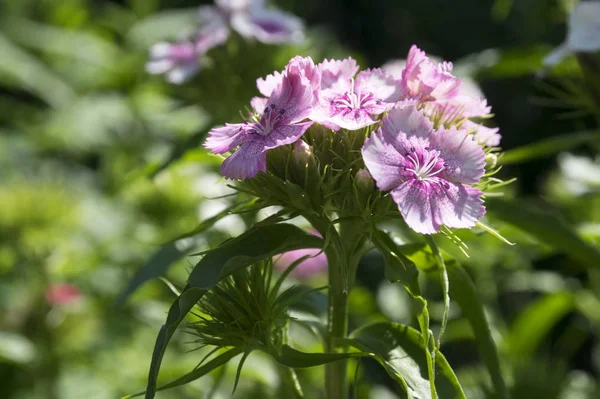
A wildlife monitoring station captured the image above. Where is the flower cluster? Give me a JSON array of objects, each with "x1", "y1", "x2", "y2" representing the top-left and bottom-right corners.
[
  {"x1": 146, "y1": 0, "x2": 304, "y2": 84},
  {"x1": 205, "y1": 46, "x2": 500, "y2": 234}
]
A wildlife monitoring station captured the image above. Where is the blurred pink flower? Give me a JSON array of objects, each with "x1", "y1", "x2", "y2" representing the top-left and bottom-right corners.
[
  {"x1": 45, "y1": 283, "x2": 81, "y2": 306},
  {"x1": 273, "y1": 230, "x2": 327, "y2": 279}
]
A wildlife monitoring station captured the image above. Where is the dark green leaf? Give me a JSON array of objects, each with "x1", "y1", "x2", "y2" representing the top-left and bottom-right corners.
[
  {"x1": 372, "y1": 229, "x2": 420, "y2": 295},
  {"x1": 274, "y1": 345, "x2": 363, "y2": 368},
  {"x1": 144, "y1": 223, "x2": 323, "y2": 399},
  {"x1": 486, "y1": 197, "x2": 600, "y2": 269},
  {"x1": 188, "y1": 223, "x2": 324, "y2": 289},
  {"x1": 446, "y1": 261, "x2": 509, "y2": 399},
  {"x1": 123, "y1": 347, "x2": 243, "y2": 398},
  {"x1": 115, "y1": 241, "x2": 193, "y2": 305},
  {"x1": 347, "y1": 322, "x2": 466, "y2": 399}
]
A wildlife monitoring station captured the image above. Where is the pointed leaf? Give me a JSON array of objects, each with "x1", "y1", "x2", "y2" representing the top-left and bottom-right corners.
[
  {"x1": 124, "y1": 347, "x2": 243, "y2": 398},
  {"x1": 274, "y1": 345, "x2": 364, "y2": 368},
  {"x1": 347, "y1": 322, "x2": 466, "y2": 399},
  {"x1": 188, "y1": 224, "x2": 324, "y2": 289}
]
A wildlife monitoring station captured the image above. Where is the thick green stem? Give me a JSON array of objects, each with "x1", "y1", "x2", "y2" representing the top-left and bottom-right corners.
[{"x1": 325, "y1": 242, "x2": 349, "y2": 399}]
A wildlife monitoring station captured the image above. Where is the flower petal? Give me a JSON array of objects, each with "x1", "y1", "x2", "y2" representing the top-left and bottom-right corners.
[
  {"x1": 355, "y1": 68, "x2": 402, "y2": 103},
  {"x1": 268, "y1": 56, "x2": 320, "y2": 123},
  {"x1": 263, "y1": 122, "x2": 314, "y2": 150},
  {"x1": 390, "y1": 179, "x2": 485, "y2": 234},
  {"x1": 231, "y1": 8, "x2": 304, "y2": 44},
  {"x1": 318, "y1": 57, "x2": 359, "y2": 90},
  {"x1": 257, "y1": 70, "x2": 284, "y2": 97},
  {"x1": 380, "y1": 103, "x2": 434, "y2": 146},
  {"x1": 431, "y1": 126, "x2": 486, "y2": 184},
  {"x1": 205, "y1": 123, "x2": 251, "y2": 154},
  {"x1": 220, "y1": 140, "x2": 267, "y2": 180},
  {"x1": 462, "y1": 120, "x2": 501, "y2": 147},
  {"x1": 250, "y1": 96, "x2": 268, "y2": 114},
  {"x1": 361, "y1": 128, "x2": 406, "y2": 191},
  {"x1": 402, "y1": 45, "x2": 461, "y2": 101}
]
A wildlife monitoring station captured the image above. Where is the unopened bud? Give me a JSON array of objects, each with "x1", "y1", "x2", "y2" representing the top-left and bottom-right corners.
[
  {"x1": 485, "y1": 153, "x2": 498, "y2": 170},
  {"x1": 354, "y1": 168, "x2": 375, "y2": 195},
  {"x1": 293, "y1": 140, "x2": 313, "y2": 165}
]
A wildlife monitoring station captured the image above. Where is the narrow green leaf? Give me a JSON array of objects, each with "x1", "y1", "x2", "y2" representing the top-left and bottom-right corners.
[
  {"x1": 123, "y1": 347, "x2": 243, "y2": 398},
  {"x1": 188, "y1": 224, "x2": 324, "y2": 289},
  {"x1": 486, "y1": 197, "x2": 600, "y2": 269},
  {"x1": 347, "y1": 322, "x2": 466, "y2": 399},
  {"x1": 446, "y1": 261, "x2": 509, "y2": 399},
  {"x1": 505, "y1": 292, "x2": 574, "y2": 358},
  {"x1": 144, "y1": 223, "x2": 323, "y2": 399},
  {"x1": 144, "y1": 286, "x2": 208, "y2": 399},
  {"x1": 274, "y1": 345, "x2": 363, "y2": 368},
  {"x1": 424, "y1": 236, "x2": 450, "y2": 351},
  {"x1": 116, "y1": 241, "x2": 193, "y2": 305},
  {"x1": 232, "y1": 350, "x2": 253, "y2": 395},
  {"x1": 371, "y1": 229, "x2": 420, "y2": 295},
  {"x1": 500, "y1": 130, "x2": 598, "y2": 165}
]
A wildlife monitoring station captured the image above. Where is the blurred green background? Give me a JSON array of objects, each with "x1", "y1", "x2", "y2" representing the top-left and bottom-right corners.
[{"x1": 2, "y1": 0, "x2": 600, "y2": 398}]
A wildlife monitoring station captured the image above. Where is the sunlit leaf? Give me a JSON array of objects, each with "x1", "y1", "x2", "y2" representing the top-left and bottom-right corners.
[{"x1": 347, "y1": 322, "x2": 466, "y2": 399}]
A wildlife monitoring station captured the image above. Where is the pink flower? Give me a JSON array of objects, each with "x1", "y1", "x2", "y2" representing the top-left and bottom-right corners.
[
  {"x1": 204, "y1": 56, "x2": 320, "y2": 180},
  {"x1": 362, "y1": 104, "x2": 486, "y2": 234},
  {"x1": 311, "y1": 59, "x2": 403, "y2": 130},
  {"x1": 146, "y1": 41, "x2": 203, "y2": 84},
  {"x1": 145, "y1": 25, "x2": 229, "y2": 84},
  {"x1": 199, "y1": 0, "x2": 304, "y2": 45},
  {"x1": 398, "y1": 46, "x2": 500, "y2": 146},
  {"x1": 45, "y1": 283, "x2": 81, "y2": 306},
  {"x1": 273, "y1": 230, "x2": 327, "y2": 279}
]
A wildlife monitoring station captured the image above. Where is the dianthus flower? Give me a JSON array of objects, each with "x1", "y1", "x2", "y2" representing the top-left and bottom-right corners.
[
  {"x1": 146, "y1": 25, "x2": 229, "y2": 84},
  {"x1": 204, "y1": 56, "x2": 320, "y2": 179},
  {"x1": 399, "y1": 46, "x2": 500, "y2": 146},
  {"x1": 311, "y1": 59, "x2": 403, "y2": 130},
  {"x1": 362, "y1": 104, "x2": 486, "y2": 234},
  {"x1": 199, "y1": 0, "x2": 304, "y2": 45}
]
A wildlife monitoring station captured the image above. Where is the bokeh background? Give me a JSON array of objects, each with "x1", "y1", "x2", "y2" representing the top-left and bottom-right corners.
[{"x1": 2, "y1": 0, "x2": 600, "y2": 398}]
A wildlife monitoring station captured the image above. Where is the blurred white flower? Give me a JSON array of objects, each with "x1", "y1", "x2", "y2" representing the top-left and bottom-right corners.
[
  {"x1": 558, "y1": 152, "x2": 600, "y2": 195},
  {"x1": 542, "y1": 1, "x2": 600, "y2": 69}
]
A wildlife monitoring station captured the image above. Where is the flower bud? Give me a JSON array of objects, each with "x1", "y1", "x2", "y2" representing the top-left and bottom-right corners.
[
  {"x1": 354, "y1": 168, "x2": 375, "y2": 195},
  {"x1": 293, "y1": 140, "x2": 313, "y2": 165},
  {"x1": 485, "y1": 153, "x2": 498, "y2": 170}
]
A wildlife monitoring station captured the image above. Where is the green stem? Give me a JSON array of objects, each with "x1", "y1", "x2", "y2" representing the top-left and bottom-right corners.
[
  {"x1": 325, "y1": 242, "x2": 349, "y2": 399},
  {"x1": 307, "y1": 217, "x2": 367, "y2": 399}
]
